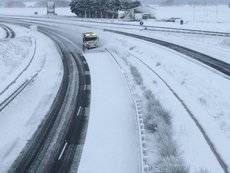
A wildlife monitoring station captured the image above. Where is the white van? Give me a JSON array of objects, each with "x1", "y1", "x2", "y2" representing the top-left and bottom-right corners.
[{"x1": 82, "y1": 32, "x2": 99, "y2": 50}]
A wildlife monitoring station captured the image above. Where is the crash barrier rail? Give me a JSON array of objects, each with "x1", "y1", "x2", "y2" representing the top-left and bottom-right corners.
[
  {"x1": 0, "y1": 38, "x2": 37, "y2": 111},
  {"x1": 65, "y1": 18, "x2": 230, "y2": 37},
  {"x1": 106, "y1": 48, "x2": 152, "y2": 173}
]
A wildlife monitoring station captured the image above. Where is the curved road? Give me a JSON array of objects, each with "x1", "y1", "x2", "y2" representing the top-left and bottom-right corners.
[{"x1": 0, "y1": 22, "x2": 91, "y2": 173}]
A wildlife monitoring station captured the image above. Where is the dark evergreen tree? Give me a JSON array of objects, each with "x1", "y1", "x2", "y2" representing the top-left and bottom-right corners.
[{"x1": 70, "y1": 0, "x2": 141, "y2": 18}]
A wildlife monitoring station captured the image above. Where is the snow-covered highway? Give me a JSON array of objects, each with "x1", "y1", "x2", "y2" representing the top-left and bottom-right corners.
[{"x1": 1, "y1": 13, "x2": 230, "y2": 173}]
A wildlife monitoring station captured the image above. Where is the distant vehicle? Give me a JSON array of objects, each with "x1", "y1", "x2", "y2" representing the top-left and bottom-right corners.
[
  {"x1": 134, "y1": 13, "x2": 143, "y2": 21},
  {"x1": 82, "y1": 32, "x2": 99, "y2": 50},
  {"x1": 142, "y1": 14, "x2": 151, "y2": 19},
  {"x1": 163, "y1": 17, "x2": 181, "y2": 22},
  {"x1": 47, "y1": 1, "x2": 55, "y2": 15}
]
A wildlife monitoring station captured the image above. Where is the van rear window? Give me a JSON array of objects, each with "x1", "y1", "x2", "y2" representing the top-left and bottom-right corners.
[{"x1": 84, "y1": 37, "x2": 97, "y2": 41}]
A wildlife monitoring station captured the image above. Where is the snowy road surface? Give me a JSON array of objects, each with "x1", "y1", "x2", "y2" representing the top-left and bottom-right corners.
[{"x1": 78, "y1": 51, "x2": 140, "y2": 173}]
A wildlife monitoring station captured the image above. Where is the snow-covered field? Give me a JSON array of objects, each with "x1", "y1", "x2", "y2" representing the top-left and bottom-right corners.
[
  {"x1": 144, "y1": 5, "x2": 230, "y2": 33},
  {"x1": 0, "y1": 7, "x2": 73, "y2": 16},
  {"x1": 0, "y1": 24, "x2": 63, "y2": 171},
  {"x1": 153, "y1": 5, "x2": 230, "y2": 23},
  {"x1": 1, "y1": 5, "x2": 230, "y2": 32}
]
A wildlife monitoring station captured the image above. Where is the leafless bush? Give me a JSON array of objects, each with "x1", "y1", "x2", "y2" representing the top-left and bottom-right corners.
[
  {"x1": 144, "y1": 89, "x2": 171, "y2": 125},
  {"x1": 130, "y1": 65, "x2": 143, "y2": 86},
  {"x1": 157, "y1": 130, "x2": 177, "y2": 157},
  {"x1": 155, "y1": 156, "x2": 189, "y2": 173}
]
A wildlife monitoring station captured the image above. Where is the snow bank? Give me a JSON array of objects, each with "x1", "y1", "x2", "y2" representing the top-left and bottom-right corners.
[{"x1": 78, "y1": 51, "x2": 140, "y2": 173}]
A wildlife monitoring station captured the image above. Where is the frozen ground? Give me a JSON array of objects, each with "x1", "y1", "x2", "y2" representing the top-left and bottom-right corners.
[
  {"x1": 78, "y1": 51, "x2": 140, "y2": 173},
  {"x1": 0, "y1": 24, "x2": 63, "y2": 171}
]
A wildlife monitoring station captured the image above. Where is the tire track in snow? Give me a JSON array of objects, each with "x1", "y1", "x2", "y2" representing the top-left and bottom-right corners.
[{"x1": 0, "y1": 23, "x2": 15, "y2": 38}]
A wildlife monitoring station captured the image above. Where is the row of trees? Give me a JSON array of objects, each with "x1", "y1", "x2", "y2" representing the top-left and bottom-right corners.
[{"x1": 70, "y1": 0, "x2": 141, "y2": 18}]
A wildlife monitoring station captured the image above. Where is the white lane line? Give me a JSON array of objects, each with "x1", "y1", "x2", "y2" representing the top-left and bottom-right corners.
[
  {"x1": 58, "y1": 141, "x2": 68, "y2": 160},
  {"x1": 77, "y1": 106, "x2": 82, "y2": 116}
]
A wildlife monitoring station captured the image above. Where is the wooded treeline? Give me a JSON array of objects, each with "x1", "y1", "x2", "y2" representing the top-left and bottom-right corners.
[{"x1": 70, "y1": 0, "x2": 141, "y2": 18}]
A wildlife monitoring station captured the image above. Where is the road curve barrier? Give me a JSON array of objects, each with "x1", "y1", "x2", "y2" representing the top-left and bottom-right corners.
[
  {"x1": 106, "y1": 48, "x2": 152, "y2": 173},
  {"x1": 0, "y1": 37, "x2": 38, "y2": 112}
]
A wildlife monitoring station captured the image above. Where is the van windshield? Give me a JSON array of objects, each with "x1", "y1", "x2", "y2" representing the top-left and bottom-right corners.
[{"x1": 84, "y1": 37, "x2": 97, "y2": 42}]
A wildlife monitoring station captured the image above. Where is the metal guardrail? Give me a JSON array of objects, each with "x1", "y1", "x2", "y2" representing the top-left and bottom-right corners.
[
  {"x1": 106, "y1": 48, "x2": 152, "y2": 173},
  {"x1": 0, "y1": 38, "x2": 37, "y2": 112}
]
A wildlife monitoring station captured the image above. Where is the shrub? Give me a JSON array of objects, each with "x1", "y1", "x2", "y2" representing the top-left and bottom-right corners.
[{"x1": 130, "y1": 65, "x2": 143, "y2": 86}]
